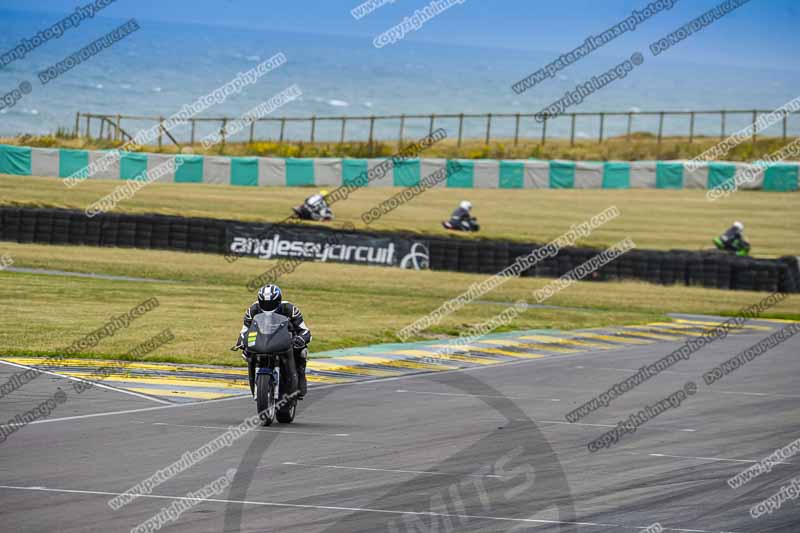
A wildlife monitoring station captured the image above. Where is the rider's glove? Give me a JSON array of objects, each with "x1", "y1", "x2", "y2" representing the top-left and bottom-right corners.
[{"x1": 292, "y1": 336, "x2": 306, "y2": 350}]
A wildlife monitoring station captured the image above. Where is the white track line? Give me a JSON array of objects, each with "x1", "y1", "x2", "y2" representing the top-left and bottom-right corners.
[
  {"x1": 0, "y1": 359, "x2": 172, "y2": 405},
  {"x1": 394, "y1": 389, "x2": 560, "y2": 401},
  {"x1": 149, "y1": 422, "x2": 350, "y2": 437},
  {"x1": 275, "y1": 461, "x2": 504, "y2": 478},
  {"x1": 0, "y1": 485, "x2": 739, "y2": 532},
  {"x1": 625, "y1": 451, "x2": 792, "y2": 465}
]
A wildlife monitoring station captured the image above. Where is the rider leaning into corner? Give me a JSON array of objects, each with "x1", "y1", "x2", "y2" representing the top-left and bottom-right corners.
[{"x1": 234, "y1": 284, "x2": 312, "y2": 399}]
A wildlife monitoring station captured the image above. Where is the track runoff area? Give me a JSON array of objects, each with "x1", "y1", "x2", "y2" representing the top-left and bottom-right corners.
[{"x1": 0, "y1": 314, "x2": 798, "y2": 532}]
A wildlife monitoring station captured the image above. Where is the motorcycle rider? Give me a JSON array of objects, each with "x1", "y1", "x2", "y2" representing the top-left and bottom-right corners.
[
  {"x1": 713, "y1": 221, "x2": 750, "y2": 256},
  {"x1": 234, "y1": 284, "x2": 311, "y2": 399},
  {"x1": 442, "y1": 200, "x2": 479, "y2": 232},
  {"x1": 293, "y1": 189, "x2": 334, "y2": 221}
]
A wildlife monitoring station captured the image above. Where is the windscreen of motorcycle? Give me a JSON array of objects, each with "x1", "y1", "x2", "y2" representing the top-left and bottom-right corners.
[{"x1": 247, "y1": 312, "x2": 292, "y2": 354}]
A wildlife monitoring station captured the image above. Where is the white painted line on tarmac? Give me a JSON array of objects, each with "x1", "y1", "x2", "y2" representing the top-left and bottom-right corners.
[
  {"x1": 149, "y1": 422, "x2": 350, "y2": 437},
  {"x1": 625, "y1": 451, "x2": 792, "y2": 465},
  {"x1": 394, "y1": 389, "x2": 560, "y2": 401},
  {"x1": 0, "y1": 358, "x2": 173, "y2": 405},
  {"x1": 536, "y1": 419, "x2": 695, "y2": 432},
  {"x1": 0, "y1": 485, "x2": 739, "y2": 532},
  {"x1": 275, "y1": 461, "x2": 505, "y2": 478}
]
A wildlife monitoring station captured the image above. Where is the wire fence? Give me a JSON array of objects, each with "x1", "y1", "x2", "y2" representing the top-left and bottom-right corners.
[{"x1": 75, "y1": 108, "x2": 800, "y2": 149}]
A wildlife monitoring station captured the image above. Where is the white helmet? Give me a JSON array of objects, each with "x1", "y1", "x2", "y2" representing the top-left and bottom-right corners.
[
  {"x1": 733, "y1": 221, "x2": 744, "y2": 231},
  {"x1": 459, "y1": 200, "x2": 472, "y2": 211}
]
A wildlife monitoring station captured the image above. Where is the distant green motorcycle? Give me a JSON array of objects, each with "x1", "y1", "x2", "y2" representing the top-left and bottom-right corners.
[{"x1": 712, "y1": 236, "x2": 750, "y2": 257}]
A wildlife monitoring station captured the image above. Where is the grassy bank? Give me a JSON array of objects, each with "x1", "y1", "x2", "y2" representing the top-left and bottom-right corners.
[
  {"x1": 3, "y1": 132, "x2": 795, "y2": 162},
  {"x1": 2, "y1": 174, "x2": 798, "y2": 257},
  {"x1": 0, "y1": 243, "x2": 798, "y2": 365}
]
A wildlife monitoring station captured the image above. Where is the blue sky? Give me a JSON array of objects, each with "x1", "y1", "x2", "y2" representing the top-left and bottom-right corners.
[{"x1": 2, "y1": 0, "x2": 797, "y2": 71}]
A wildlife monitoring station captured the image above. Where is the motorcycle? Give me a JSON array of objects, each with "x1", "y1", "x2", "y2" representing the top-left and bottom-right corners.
[{"x1": 232, "y1": 312, "x2": 299, "y2": 426}]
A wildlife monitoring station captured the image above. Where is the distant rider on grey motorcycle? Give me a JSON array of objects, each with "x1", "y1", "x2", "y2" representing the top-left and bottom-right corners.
[{"x1": 235, "y1": 284, "x2": 311, "y2": 399}]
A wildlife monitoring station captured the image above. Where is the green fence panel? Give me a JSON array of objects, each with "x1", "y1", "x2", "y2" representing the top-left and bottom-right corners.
[
  {"x1": 174, "y1": 155, "x2": 204, "y2": 183},
  {"x1": 120, "y1": 152, "x2": 148, "y2": 180},
  {"x1": 230, "y1": 157, "x2": 259, "y2": 186},
  {"x1": 446, "y1": 160, "x2": 474, "y2": 188},
  {"x1": 285, "y1": 158, "x2": 314, "y2": 186},
  {"x1": 763, "y1": 164, "x2": 799, "y2": 192},
  {"x1": 394, "y1": 159, "x2": 420, "y2": 187},
  {"x1": 342, "y1": 159, "x2": 368, "y2": 187},
  {"x1": 58, "y1": 149, "x2": 89, "y2": 179},
  {"x1": 708, "y1": 162, "x2": 736, "y2": 190},
  {"x1": 602, "y1": 162, "x2": 630, "y2": 189},
  {"x1": 656, "y1": 162, "x2": 684, "y2": 188},
  {"x1": 0, "y1": 145, "x2": 31, "y2": 175},
  {"x1": 499, "y1": 161, "x2": 525, "y2": 188},
  {"x1": 549, "y1": 161, "x2": 575, "y2": 188}
]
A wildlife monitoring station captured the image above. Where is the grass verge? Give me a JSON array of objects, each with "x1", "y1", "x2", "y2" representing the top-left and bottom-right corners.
[{"x1": 1, "y1": 243, "x2": 798, "y2": 366}]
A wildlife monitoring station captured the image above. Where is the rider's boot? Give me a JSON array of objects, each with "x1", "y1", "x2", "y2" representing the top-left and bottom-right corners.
[{"x1": 296, "y1": 349, "x2": 308, "y2": 400}]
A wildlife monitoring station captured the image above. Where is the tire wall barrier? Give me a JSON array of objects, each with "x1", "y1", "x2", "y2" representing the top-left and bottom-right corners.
[{"x1": 1, "y1": 206, "x2": 797, "y2": 294}]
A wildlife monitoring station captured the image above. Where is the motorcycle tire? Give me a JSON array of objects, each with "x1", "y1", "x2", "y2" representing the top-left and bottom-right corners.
[
  {"x1": 256, "y1": 373, "x2": 275, "y2": 426},
  {"x1": 276, "y1": 399, "x2": 296, "y2": 424}
]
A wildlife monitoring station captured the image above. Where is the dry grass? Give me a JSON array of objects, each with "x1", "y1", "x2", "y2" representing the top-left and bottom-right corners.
[{"x1": 1, "y1": 173, "x2": 798, "y2": 257}]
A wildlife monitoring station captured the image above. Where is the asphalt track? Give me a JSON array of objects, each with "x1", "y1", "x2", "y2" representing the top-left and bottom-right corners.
[{"x1": 1, "y1": 319, "x2": 798, "y2": 532}]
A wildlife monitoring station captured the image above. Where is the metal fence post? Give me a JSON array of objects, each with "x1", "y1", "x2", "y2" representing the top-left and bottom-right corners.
[
  {"x1": 720, "y1": 110, "x2": 726, "y2": 140},
  {"x1": 428, "y1": 114, "x2": 435, "y2": 136},
  {"x1": 220, "y1": 118, "x2": 227, "y2": 151},
  {"x1": 657, "y1": 111, "x2": 664, "y2": 145},
  {"x1": 751, "y1": 109, "x2": 757, "y2": 145},
  {"x1": 626, "y1": 112, "x2": 633, "y2": 141},
  {"x1": 514, "y1": 113, "x2": 520, "y2": 146},
  {"x1": 485, "y1": 113, "x2": 492, "y2": 145},
  {"x1": 340, "y1": 118, "x2": 347, "y2": 144},
  {"x1": 279, "y1": 118, "x2": 286, "y2": 143},
  {"x1": 689, "y1": 112, "x2": 695, "y2": 143},
  {"x1": 74, "y1": 112, "x2": 80, "y2": 137},
  {"x1": 85, "y1": 114, "x2": 91, "y2": 139},
  {"x1": 541, "y1": 116, "x2": 547, "y2": 145},
  {"x1": 99, "y1": 119, "x2": 105, "y2": 140},
  {"x1": 190, "y1": 119, "x2": 196, "y2": 145},
  {"x1": 570, "y1": 113, "x2": 576, "y2": 146},
  {"x1": 599, "y1": 112, "x2": 605, "y2": 143},
  {"x1": 249, "y1": 119, "x2": 256, "y2": 144},
  {"x1": 368, "y1": 116, "x2": 375, "y2": 146},
  {"x1": 115, "y1": 114, "x2": 121, "y2": 142},
  {"x1": 398, "y1": 114, "x2": 405, "y2": 149},
  {"x1": 158, "y1": 116, "x2": 164, "y2": 150},
  {"x1": 457, "y1": 113, "x2": 464, "y2": 147},
  {"x1": 310, "y1": 116, "x2": 316, "y2": 143},
  {"x1": 783, "y1": 113, "x2": 788, "y2": 141}
]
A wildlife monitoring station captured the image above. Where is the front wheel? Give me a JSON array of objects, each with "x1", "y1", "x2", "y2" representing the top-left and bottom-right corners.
[{"x1": 255, "y1": 373, "x2": 275, "y2": 426}]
